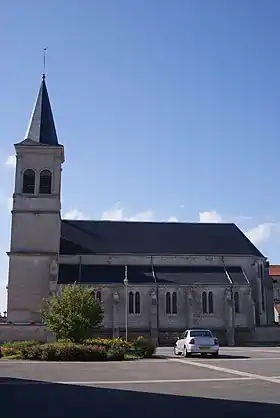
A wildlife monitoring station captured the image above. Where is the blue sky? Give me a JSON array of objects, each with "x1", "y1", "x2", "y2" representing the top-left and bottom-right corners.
[{"x1": 0, "y1": 0, "x2": 280, "y2": 312}]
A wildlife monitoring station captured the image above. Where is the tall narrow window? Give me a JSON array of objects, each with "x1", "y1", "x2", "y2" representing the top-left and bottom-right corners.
[
  {"x1": 22, "y1": 169, "x2": 35, "y2": 194},
  {"x1": 135, "y1": 292, "x2": 141, "y2": 314},
  {"x1": 172, "y1": 292, "x2": 177, "y2": 314},
  {"x1": 128, "y1": 291, "x2": 134, "y2": 314},
  {"x1": 208, "y1": 292, "x2": 214, "y2": 314},
  {"x1": 234, "y1": 292, "x2": 240, "y2": 313},
  {"x1": 166, "y1": 292, "x2": 171, "y2": 314},
  {"x1": 202, "y1": 292, "x2": 207, "y2": 314},
  {"x1": 96, "y1": 291, "x2": 102, "y2": 302},
  {"x1": 39, "y1": 169, "x2": 52, "y2": 194}
]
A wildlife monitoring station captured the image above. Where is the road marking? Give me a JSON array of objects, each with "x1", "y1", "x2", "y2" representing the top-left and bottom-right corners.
[
  {"x1": 220, "y1": 349, "x2": 280, "y2": 355},
  {"x1": 170, "y1": 358, "x2": 280, "y2": 384},
  {"x1": 1, "y1": 376, "x2": 280, "y2": 385},
  {"x1": 55, "y1": 377, "x2": 255, "y2": 385},
  {"x1": 0, "y1": 359, "x2": 167, "y2": 365},
  {"x1": 192, "y1": 357, "x2": 280, "y2": 361},
  {"x1": 247, "y1": 349, "x2": 280, "y2": 354}
]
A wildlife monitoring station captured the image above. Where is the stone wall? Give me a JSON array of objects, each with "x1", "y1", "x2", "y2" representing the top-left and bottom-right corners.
[
  {"x1": 252, "y1": 326, "x2": 280, "y2": 343},
  {"x1": 59, "y1": 253, "x2": 271, "y2": 327},
  {"x1": 0, "y1": 324, "x2": 55, "y2": 343},
  {"x1": 58, "y1": 283, "x2": 253, "y2": 335}
]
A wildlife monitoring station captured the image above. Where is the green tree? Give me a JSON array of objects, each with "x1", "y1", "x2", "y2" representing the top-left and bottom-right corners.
[{"x1": 42, "y1": 284, "x2": 103, "y2": 343}]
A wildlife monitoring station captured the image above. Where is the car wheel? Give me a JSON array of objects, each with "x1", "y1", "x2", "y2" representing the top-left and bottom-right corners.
[
  {"x1": 184, "y1": 346, "x2": 191, "y2": 358},
  {"x1": 211, "y1": 351, "x2": 219, "y2": 358},
  {"x1": 174, "y1": 346, "x2": 181, "y2": 356}
]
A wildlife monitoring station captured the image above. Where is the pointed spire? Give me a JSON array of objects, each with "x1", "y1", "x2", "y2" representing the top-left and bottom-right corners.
[{"x1": 24, "y1": 75, "x2": 59, "y2": 146}]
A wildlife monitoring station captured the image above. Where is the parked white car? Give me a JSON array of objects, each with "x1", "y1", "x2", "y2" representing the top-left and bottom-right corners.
[{"x1": 174, "y1": 329, "x2": 219, "y2": 357}]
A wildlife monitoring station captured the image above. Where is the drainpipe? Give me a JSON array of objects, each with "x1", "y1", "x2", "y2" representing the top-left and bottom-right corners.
[
  {"x1": 151, "y1": 256, "x2": 159, "y2": 344},
  {"x1": 222, "y1": 259, "x2": 235, "y2": 346},
  {"x1": 78, "y1": 255, "x2": 82, "y2": 282}
]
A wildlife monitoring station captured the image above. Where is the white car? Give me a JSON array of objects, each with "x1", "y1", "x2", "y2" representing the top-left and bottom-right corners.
[{"x1": 174, "y1": 329, "x2": 219, "y2": 357}]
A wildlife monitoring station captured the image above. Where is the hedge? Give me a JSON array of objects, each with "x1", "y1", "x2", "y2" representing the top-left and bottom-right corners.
[{"x1": 0, "y1": 337, "x2": 155, "y2": 361}]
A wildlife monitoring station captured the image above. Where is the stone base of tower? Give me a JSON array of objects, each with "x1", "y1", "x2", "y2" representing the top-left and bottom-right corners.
[{"x1": 0, "y1": 323, "x2": 55, "y2": 343}]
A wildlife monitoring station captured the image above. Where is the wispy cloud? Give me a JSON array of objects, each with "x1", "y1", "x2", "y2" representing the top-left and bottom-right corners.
[
  {"x1": 246, "y1": 222, "x2": 280, "y2": 246},
  {"x1": 63, "y1": 209, "x2": 90, "y2": 220},
  {"x1": 101, "y1": 204, "x2": 154, "y2": 222},
  {"x1": 5, "y1": 155, "x2": 16, "y2": 168},
  {"x1": 199, "y1": 210, "x2": 224, "y2": 223}
]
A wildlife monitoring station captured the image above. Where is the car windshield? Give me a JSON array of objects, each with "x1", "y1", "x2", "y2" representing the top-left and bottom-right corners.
[{"x1": 190, "y1": 330, "x2": 213, "y2": 337}]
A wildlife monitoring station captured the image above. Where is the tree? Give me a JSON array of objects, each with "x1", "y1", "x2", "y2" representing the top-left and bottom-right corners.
[{"x1": 42, "y1": 284, "x2": 103, "y2": 343}]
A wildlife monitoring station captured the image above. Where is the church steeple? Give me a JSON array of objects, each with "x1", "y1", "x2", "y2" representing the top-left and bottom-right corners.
[
  {"x1": 24, "y1": 75, "x2": 59, "y2": 146},
  {"x1": 8, "y1": 74, "x2": 64, "y2": 323}
]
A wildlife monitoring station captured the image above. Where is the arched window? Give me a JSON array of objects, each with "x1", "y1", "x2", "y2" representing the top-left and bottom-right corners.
[
  {"x1": 135, "y1": 292, "x2": 141, "y2": 314},
  {"x1": 128, "y1": 291, "x2": 134, "y2": 314},
  {"x1": 166, "y1": 292, "x2": 171, "y2": 314},
  {"x1": 172, "y1": 292, "x2": 177, "y2": 314},
  {"x1": 22, "y1": 169, "x2": 35, "y2": 194},
  {"x1": 208, "y1": 292, "x2": 214, "y2": 314},
  {"x1": 39, "y1": 169, "x2": 52, "y2": 194},
  {"x1": 96, "y1": 291, "x2": 102, "y2": 302},
  {"x1": 234, "y1": 292, "x2": 240, "y2": 313},
  {"x1": 202, "y1": 292, "x2": 207, "y2": 314}
]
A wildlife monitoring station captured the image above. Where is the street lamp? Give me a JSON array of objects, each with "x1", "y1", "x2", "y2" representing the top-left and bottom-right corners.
[{"x1": 124, "y1": 265, "x2": 128, "y2": 341}]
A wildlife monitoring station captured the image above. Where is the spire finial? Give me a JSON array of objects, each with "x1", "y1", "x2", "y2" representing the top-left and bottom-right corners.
[{"x1": 42, "y1": 47, "x2": 47, "y2": 79}]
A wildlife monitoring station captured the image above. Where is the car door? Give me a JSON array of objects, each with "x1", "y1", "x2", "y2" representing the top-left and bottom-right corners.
[{"x1": 177, "y1": 331, "x2": 187, "y2": 351}]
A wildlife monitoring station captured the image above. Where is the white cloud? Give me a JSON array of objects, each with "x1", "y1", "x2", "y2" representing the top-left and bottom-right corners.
[
  {"x1": 101, "y1": 204, "x2": 126, "y2": 221},
  {"x1": 63, "y1": 209, "x2": 90, "y2": 220},
  {"x1": 199, "y1": 210, "x2": 224, "y2": 223},
  {"x1": 128, "y1": 210, "x2": 154, "y2": 222},
  {"x1": 101, "y1": 204, "x2": 154, "y2": 222},
  {"x1": 246, "y1": 222, "x2": 280, "y2": 246},
  {"x1": 5, "y1": 155, "x2": 16, "y2": 168},
  {"x1": 167, "y1": 216, "x2": 179, "y2": 222},
  {"x1": 198, "y1": 210, "x2": 280, "y2": 247},
  {"x1": 7, "y1": 197, "x2": 13, "y2": 211}
]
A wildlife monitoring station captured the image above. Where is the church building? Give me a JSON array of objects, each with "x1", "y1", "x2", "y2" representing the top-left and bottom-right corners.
[{"x1": 5, "y1": 76, "x2": 274, "y2": 345}]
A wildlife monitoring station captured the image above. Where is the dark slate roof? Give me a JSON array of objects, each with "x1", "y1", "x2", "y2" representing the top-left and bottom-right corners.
[
  {"x1": 60, "y1": 220, "x2": 264, "y2": 257},
  {"x1": 58, "y1": 264, "x2": 249, "y2": 286},
  {"x1": 24, "y1": 76, "x2": 59, "y2": 146}
]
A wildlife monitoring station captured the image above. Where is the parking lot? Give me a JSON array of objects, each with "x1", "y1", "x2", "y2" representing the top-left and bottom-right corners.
[{"x1": 2, "y1": 346, "x2": 280, "y2": 417}]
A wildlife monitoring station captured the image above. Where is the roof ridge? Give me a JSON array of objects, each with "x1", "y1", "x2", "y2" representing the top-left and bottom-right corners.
[{"x1": 64, "y1": 219, "x2": 236, "y2": 226}]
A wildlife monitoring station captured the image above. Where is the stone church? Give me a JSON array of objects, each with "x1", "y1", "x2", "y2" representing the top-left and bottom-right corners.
[{"x1": 3, "y1": 76, "x2": 274, "y2": 345}]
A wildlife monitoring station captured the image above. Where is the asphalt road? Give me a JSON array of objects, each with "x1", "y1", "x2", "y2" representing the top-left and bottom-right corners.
[{"x1": 1, "y1": 346, "x2": 280, "y2": 417}]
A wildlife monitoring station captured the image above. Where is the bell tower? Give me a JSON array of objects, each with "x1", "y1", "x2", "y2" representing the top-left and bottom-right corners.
[{"x1": 7, "y1": 75, "x2": 64, "y2": 322}]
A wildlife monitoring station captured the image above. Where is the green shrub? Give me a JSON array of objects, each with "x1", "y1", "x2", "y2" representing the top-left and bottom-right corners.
[
  {"x1": 1, "y1": 341, "x2": 41, "y2": 358},
  {"x1": 1, "y1": 336, "x2": 155, "y2": 361},
  {"x1": 85, "y1": 337, "x2": 133, "y2": 351},
  {"x1": 86, "y1": 336, "x2": 155, "y2": 359},
  {"x1": 133, "y1": 337, "x2": 156, "y2": 358},
  {"x1": 2, "y1": 340, "x2": 40, "y2": 349},
  {"x1": 21, "y1": 344, "x2": 43, "y2": 360},
  {"x1": 20, "y1": 342, "x2": 107, "y2": 362},
  {"x1": 107, "y1": 347, "x2": 125, "y2": 361},
  {"x1": 42, "y1": 284, "x2": 103, "y2": 342}
]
